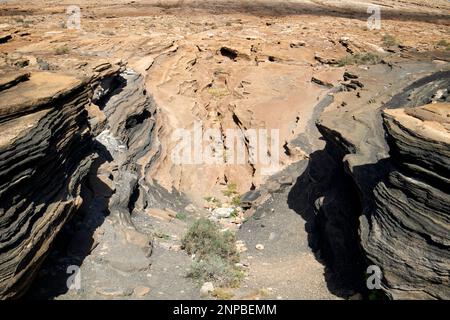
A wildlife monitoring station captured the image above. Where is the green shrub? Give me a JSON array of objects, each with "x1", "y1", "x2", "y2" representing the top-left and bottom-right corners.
[
  {"x1": 222, "y1": 183, "x2": 238, "y2": 197},
  {"x1": 213, "y1": 288, "x2": 234, "y2": 300},
  {"x1": 183, "y1": 218, "x2": 243, "y2": 287},
  {"x1": 187, "y1": 255, "x2": 244, "y2": 287},
  {"x1": 231, "y1": 195, "x2": 241, "y2": 207},
  {"x1": 54, "y1": 45, "x2": 70, "y2": 55},
  {"x1": 182, "y1": 218, "x2": 239, "y2": 262},
  {"x1": 382, "y1": 34, "x2": 398, "y2": 47},
  {"x1": 176, "y1": 212, "x2": 187, "y2": 221},
  {"x1": 154, "y1": 231, "x2": 170, "y2": 240},
  {"x1": 204, "y1": 196, "x2": 221, "y2": 207},
  {"x1": 338, "y1": 53, "x2": 383, "y2": 66},
  {"x1": 436, "y1": 39, "x2": 450, "y2": 51}
]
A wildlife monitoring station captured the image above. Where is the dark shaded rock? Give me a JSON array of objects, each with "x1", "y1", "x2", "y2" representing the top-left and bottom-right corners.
[
  {"x1": 241, "y1": 190, "x2": 262, "y2": 209},
  {"x1": 0, "y1": 69, "x2": 119, "y2": 299},
  {"x1": 343, "y1": 72, "x2": 358, "y2": 81},
  {"x1": 290, "y1": 41, "x2": 305, "y2": 48},
  {"x1": 316, "y1": 68, "x2": 450, "y2": 299},
  {"x1": 311, "y1": 77, "x2": 333, "y2": 88},
  {"x1": 0, "y1": 34, "x2": 12, "y2": 44}
]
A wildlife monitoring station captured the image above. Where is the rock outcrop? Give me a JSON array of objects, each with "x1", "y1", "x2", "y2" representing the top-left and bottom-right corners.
[
  {"x1": 365, "y1": 103, "x2": 449, "y2": 299},
  {"x1": 0, "y1": 67, "x2": 120, "y2": 299},
  {"x1": 316, "y1": 68, "x2": 450, "y2": 299},
  {"x1": 0, "y1": 63, "x2": 160, "y2": 299}
]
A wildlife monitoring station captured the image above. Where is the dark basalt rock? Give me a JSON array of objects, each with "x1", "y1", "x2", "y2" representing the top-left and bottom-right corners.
[
  {"x1": 0, "y1": 67, "x2": 123, "y2": 299},
  {"x1": 316, "y1": 67, "x2": 450, "y2": 299}
]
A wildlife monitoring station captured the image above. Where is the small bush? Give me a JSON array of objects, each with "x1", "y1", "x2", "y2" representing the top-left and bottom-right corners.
[
  {"x1": 204, "y1": 196, "x2": 221, "y2": 207},
  {"x1": 213, "y1": 288, "x2": 234, "y2": 300},
  {"x1": 231, "y1": 195, "x2": 241, "y2": 207},
  {"x1": 183, "y1": 218, "x2": 243, "y2": 288},
  {"x1": 182, "y1": 218, "x2": 239, "y2": 262},
  {"x1": 436, "y1": 39, "x2": 450, "y2": 51},
  {"x1": 338, "y1": 53, "x2": 383, "y2": 66},
  {"x1": 176, "y1": 212, "x2": 187, "y2": 221},
  {"x1": 187, "y1": 255, "x2": 244, "y2": 288},
  {"x1": 154, "y1": 231, "x2": 171, "y2": 240},
  {"x1": 222, "y1": 183, "x2": 238, "y2": 197},
  {"x1": 382, "y1": 34, "x2": 398, "y2": 47},
  {"x1": 55, "y1": 45, "x2": 70, "y2": 55}
]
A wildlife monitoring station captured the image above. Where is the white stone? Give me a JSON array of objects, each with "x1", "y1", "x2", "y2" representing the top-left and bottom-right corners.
[
  {"x1": 256, "y1": 244, "x2": 265, "y2": 250},
  {"x1": 185, "y1": 204, "x2": 196, "y2": 213},
  {"x1": 212, "y1": 207, "x2": 234, "y2": 218},
  {"x1": 200, "y1": 282, "x2": 214, "y2": 297}
]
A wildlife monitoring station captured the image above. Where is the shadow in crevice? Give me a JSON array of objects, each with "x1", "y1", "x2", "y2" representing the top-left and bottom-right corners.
[
  {"x1": 287, "y1": 142, "x2": 367, "y2": 298},
  {"x1": 93, "y1": 75, "x2": 127, "y2": 111},
  {"x1": 25, "y1": 141, "x2": 114, "y2": 300}
]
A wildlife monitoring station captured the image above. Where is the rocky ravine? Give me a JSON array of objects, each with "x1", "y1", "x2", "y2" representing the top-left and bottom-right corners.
[
  {"x1": 0, "y1": 65, "x2": 118, "y2": 298},
  {"x1": 0, "y1": 0, "x2": 449, "y2": 300},
  {"x1": 316, "y1": 67, "x2": 450, "y2": 299},
  {"x1": 0, "y1": 61, "x2": 166, "y2": 299}
]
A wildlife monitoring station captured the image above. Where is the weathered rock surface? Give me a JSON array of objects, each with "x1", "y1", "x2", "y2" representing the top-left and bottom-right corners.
[
  {"x1": 0, "y1": 66, "x2": 120, "y2": 299},
  {"x1": 0, "y1": 0, "x2": 449, "y2": 301},
  {"x1": 316, "y1": 66, "x2": 450, "y2": 299},
  {"x1": 0, "y1": 58, "x2": 164, "y2": 298},
  {"x1": 367, "y1": 104, "x2": 449, "y2": 299}
]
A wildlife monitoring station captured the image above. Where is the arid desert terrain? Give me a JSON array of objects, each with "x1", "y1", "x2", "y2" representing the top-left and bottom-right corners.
[{"x1": 0, "y1": 0, "x2": 449, "y2": 300}]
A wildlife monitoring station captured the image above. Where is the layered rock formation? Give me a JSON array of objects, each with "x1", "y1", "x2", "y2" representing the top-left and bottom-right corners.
[
  {"x1": 316, "y1": 68, "x2": 450, "y2": 299},
  {"x1": 365, "y1": 104, "x2": 449, "y2": 299},
  {"x1": 0, "y1": 63, "x2": 159, "y2": 299},
  {"x1": 0, "y1": 67, "x2": 117, "y2": 299}
]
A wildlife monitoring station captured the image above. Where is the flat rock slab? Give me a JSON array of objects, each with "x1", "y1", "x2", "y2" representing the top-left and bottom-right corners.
[{"x1": 0, "y1": 72, "x2": 82, "y2": 119}]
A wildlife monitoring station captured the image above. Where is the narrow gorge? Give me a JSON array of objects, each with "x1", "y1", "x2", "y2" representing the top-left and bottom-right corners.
[{"x1": 0, "y1": 0, "x2": 449, "y2": 301}]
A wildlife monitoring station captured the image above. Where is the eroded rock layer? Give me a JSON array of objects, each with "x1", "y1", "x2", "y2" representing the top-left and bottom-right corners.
[
  {"x1": 317, "y1": 68, "x2": 450, "y2": 299},
  {"x1": 0, "y1": 67, "x2": 120, "y2": 299},
  {"x1": 366, "y1": 104, "x2": 449, "y2": 299},
  {"x1": 0, "y1": 62, "x2": 160, "y2": 299}
]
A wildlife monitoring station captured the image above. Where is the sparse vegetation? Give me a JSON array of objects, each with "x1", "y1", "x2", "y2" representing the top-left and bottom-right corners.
[
  {"x1": 154, "y1": 231, "x2": 171, "y2": 240},
  {"x1": 182, "y1": 218, "x2": 243, "y2": 287},
  {"x1": 212, "y1": 287, "x2": 234, "y2": 299},
  {"x1": 337, "y1": 53, "x2": 383, "y2": 67},
  {"x1": 231, "y1": 195, "x2": 241, "y2": 207},
  {"x1": 204, "y1": 196, "x2": 221, "y2": 207},
  {"x1": 222, "y1": 182, "x2": 238, "y2": 197},
  {"x1": 54, "y1": 45, "x2": 70, "y2": 55},
  {"x1": 437, "y1": 39, "x2": 449, "y2": 46},
  {"x1": 436, "y1": 39, "x2": 450, "y2": 51},
  {"x1": 187, "y1": 255, "x2": 244, "y2": 287},
  {"x1": 382, "y1": 34, "x2": 398, "y2": 47},
  {"x1": 182, "y1": 218, "x2": 238, "y2": 262},
  {"x1": 175, "y1": 212, "x2": 187, "y2": 221}
]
